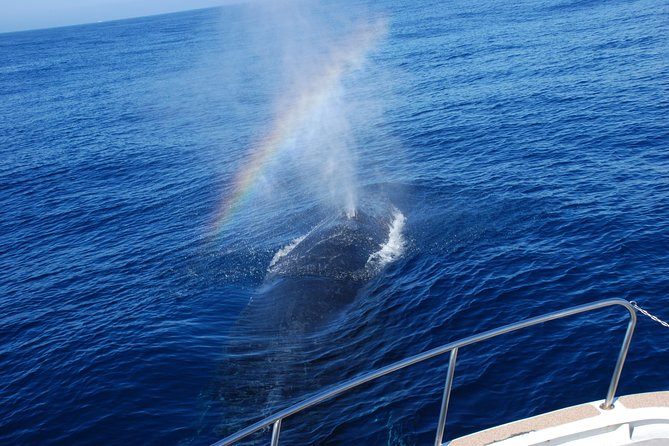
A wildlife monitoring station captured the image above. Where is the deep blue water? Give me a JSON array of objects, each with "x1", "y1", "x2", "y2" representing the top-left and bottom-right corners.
[{"x1": 1, "y1": 0, "x2": 669, "y2": 445}]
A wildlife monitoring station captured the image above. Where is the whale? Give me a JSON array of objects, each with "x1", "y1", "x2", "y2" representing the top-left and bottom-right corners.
[
  {"x1": 210, "y1": 205, "x2": 406, "y2": 438},
  {"x1": 239, "y1": 207, "x2": 403, "y2": 334}
]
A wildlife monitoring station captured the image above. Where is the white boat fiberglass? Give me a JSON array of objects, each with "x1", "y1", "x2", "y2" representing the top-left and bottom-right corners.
[
  {"x1": 212, "y1": 299, "x2": 669, "y2": 446},
  {"x1": 448, "y1": 391, "x2": 669, "y2": 446}
]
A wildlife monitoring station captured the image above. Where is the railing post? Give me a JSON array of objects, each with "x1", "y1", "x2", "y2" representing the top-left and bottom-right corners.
[
  {"x1": 434, "y1": 348, "x2": 458, "y2": 446},
  {"x1": 601, "y1": 306, "x2": 637, "y2": 409},
  {"x1": 270, "y1": 419, "x2": 282, "y2": 446}
]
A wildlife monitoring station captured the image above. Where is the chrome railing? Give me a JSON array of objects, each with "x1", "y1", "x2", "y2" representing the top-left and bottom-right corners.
[{"x1": 212, "y1": 298, "x2": 636, "y2": 446}]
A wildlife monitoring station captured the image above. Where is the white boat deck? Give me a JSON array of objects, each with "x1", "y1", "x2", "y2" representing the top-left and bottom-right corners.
[{"x1": 447, "y1": 391, "x2": 669, "y2": 446}]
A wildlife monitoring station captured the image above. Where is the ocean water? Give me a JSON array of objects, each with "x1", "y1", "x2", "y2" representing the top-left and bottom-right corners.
[{"x1": 1, "y1": 0, "x2": 668, "y2": 445}]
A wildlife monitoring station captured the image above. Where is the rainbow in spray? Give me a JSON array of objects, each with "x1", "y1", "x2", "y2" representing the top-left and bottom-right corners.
[{"x1": 208, "y1": 19, "x2": 388, "y2": 239}]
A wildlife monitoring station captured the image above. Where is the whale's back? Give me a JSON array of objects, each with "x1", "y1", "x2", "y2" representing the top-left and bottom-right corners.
[{"x1": 267, "y1": 210, "x2": 390, "y2": 282}]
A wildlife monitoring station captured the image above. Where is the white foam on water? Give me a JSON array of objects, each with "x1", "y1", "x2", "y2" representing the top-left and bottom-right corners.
[
  {"x1": 269, "y1": 234, "x2": 307, "y2": 270},
  {"x1": 366, "y1": 208, "x2": 406, "y2": 270}
]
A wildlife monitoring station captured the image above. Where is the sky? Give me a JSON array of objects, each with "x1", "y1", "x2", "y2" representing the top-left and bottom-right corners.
[{"x1": 0, "y1": 0, "x2": 234, "y2": 33}]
